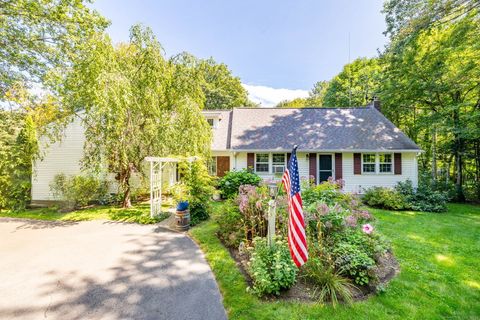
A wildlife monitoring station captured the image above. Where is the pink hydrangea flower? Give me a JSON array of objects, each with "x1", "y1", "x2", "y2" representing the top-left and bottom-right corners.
[
  {"x1": 317, "y1": 203, "x2": 330, "y2": 216},
  {"x1": 360, "y1": 210, "x2": 372, "y2": 220},
  {"x1": 362, "y1": 224, "x2": 374, "y2": 234},
  {"x1": 345, "y1": 215, "x2": 357, "y2": 227}
]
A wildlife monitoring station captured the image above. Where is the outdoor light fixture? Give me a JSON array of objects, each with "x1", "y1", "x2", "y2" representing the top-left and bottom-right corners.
[{"x1": 268, "y1": 183, "x2": 278, "y2": 200}]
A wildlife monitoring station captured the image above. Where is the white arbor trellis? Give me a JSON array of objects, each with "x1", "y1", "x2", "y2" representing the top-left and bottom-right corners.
[{"x1": 144, "y1": 156, "x2": 197, "y2": 218}]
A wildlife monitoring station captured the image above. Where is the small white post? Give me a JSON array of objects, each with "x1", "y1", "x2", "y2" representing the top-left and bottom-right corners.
[
  {"x1": 267, "y1": 199, "x2": 276, "y2": 247},
  {"x1": 150, "y1": 160, "x2": 154, "y2": 218}
]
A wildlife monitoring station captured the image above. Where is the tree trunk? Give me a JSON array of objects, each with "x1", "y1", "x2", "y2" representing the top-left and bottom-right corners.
[
  {"x1": 452, "y1": 104, "x2": 465, "y2": 202},
  {"x1": 432, "y1": 126, "x2": 437, "y2": 180},
  {"x1": 121, "y1": 163, "x2": 134, "y2": 208}
]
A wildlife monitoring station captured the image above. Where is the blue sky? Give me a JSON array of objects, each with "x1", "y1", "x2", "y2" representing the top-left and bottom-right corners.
[{"x1": 91, "y1": 0, "x2": 387, "y2": 106}]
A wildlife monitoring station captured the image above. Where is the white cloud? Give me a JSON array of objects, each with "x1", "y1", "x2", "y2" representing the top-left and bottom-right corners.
[{"x1": 242, "y1": 83, "x2": 309, "y2": 108}]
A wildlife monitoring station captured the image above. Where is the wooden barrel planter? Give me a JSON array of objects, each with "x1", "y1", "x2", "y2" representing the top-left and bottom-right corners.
[{"x1": 175, "y1": 209, "x2": 190, "y2": 231}]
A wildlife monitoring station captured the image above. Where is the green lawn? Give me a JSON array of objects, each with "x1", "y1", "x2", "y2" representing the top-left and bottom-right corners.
[
  {"x1": 0, "y1": 202, "x2": 170, "y2": 224},
  {"x1": 189, "y1": 202, "x2": 480, "y2": 320}
]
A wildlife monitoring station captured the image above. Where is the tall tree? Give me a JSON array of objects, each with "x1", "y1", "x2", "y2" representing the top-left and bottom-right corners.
[
  {"x1": 62, "y1": 25, "x2": 212, "y2": 207},
  {"x1": 172, "y1": 52, "x2": 251, "y2": 109},
  {"x1": 322, "y1": 58, "x2": 382, "y2": 107},
  {"x1": 0, "y1": 0, "x2": 108, "y2": 101},
  {"x1": 381, "y1": 5, "x2": 480, "y2": 201}
]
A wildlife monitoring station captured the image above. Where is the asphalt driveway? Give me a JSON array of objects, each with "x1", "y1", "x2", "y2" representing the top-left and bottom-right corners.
[{"x1": 0, "y1": 218, "x2": 226, "y2": 320}]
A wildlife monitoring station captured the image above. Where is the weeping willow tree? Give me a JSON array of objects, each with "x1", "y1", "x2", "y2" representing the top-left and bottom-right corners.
[{"x1": 61, "y1": 25, "x2": 212, "y2": 207}]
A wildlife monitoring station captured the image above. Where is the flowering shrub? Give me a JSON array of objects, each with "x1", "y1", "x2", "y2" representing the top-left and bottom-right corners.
[
  {"x1": 215, "y1": 199, "x2": 244, "y2": 248},
  {"x1": 218, "y1": 170, "x2": 261, "y2": 198},
  {"x1": 302, "y1": 181, "x2": 391, "y2": 287},
  {"x1": 247, "y1": 237, "x2": 297, "y2": 296},
  {"x1": 237, "y1": 184, "x2": 269, "y2": 241}
]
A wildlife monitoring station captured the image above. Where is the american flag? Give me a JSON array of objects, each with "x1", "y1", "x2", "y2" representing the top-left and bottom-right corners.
[{"x1": 282, "y1": 146, "x2": 308, "y2": 267}]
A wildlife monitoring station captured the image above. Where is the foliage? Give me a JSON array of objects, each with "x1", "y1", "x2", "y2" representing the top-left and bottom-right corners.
[
  {"x1": 277, "y1": 2, "x2": 480, "y2": 202},
  {"x1": 0, "y1": 111, "x2": 38, "y2": 210},
  {"x1": 276, "y1": 81, "x2": 330, "y2": 108},
  {"x1": 176, "y1": 159, "x2": 215, "y2": 226},
  {"x1": 363, "y1": 187, "x2": 409, "y2": 210},
  {"x1": 322, "y1": 57, "x2": 382, "y2": 107},
  {"x1": 247, "y1": 237, "x2": 297, "y2": 296},
  {"x1": 215, "y1": 199, "x2": 244, "y2": 248},
  {"x1": 60, "y1": 25, "x2": 212, "y2": 207},
  {"x1": 0, "y1": 0, "x2": 108, "y2": 100},
  {"x1": 172, "y1": 53, "x2": 252, "y2": 109},
  {"x1": 363, "y1": 180, "x2": 448, "y2": 213},
  {"x1": 302, "y1": 242, "x2": 356, "y2": 306},
  {"x1": 395, "y1": 180, "x2": 448, "y2": 213},
  {"x1": 190, "y1": 199, "x2": 480, "y2": 319},
  {"x1": 302, "y1": 182, "x2": 388, "y2": 287},
  {"x1": 49, "y1": 173, "x2": 109, "y2": 210},
  {"x1": 218, "y1": 169, "x2": 262, "y2": 198},
  {"x1": 237, "y1": 185, "x2": 270, "y2": 242},
  {"x1": 302, "y1": 178, "x2": 347, "y2": 207}
]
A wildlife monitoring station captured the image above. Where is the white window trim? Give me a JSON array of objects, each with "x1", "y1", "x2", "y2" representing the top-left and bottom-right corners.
[
  {"x1": 379, "y1": 153, "x2": 393, "y2": 174},
  {"x1": 272, "y1": 153, "x2": 287, "y2": 175},
  {"x1": 255, "y1": 153, "x2": 270, "y2": 173},
  {"x1": 254, "y1": 152, "x2": 287, "y2": 174},
  {"x1": 361, "y1": 153, "x2": 394, "y2": 175}
]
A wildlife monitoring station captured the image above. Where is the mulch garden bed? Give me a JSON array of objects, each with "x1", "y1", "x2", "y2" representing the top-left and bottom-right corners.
[{"x1": 226, "y1": 243, "x2": 400, "y2": 303}]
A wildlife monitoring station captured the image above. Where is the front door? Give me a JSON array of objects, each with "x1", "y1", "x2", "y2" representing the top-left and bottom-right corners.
[
  {"x1": 318, "y1": 154, "x2": 333, "y2": 183},
  {"x1": 216, "y1": 156, "x2": 230, "y2": 177}
]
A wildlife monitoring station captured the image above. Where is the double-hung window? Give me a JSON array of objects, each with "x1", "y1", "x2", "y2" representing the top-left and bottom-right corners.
[
  {"x1": 379, "y1": 154, "x2": 392, "y2": 173},
  {"x1": 362, "y1": 154, "x2": 376, "y2": 173},
  {"x1": 255, "y1": 153, "x2": 269, "y2": 173},
  {"x1": 272, "y1": 153, "x2": 286, "y2": 175}
]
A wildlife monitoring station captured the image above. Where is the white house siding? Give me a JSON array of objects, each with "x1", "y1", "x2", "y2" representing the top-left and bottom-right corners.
[
  {"x1": 32, "y1": 118, "x2": 157, "y2": 201},
  {"x1": 32, "y1": 118, "x2": 85, "y2": 201},
  {"x1": 341, "y1": 152, "x2": 418, "y2": 193},
  {"x1": 227, "y1": 152, "x2": 309, "y2": 181},
  {"x1": 218, "y1": 151, "x2": 418, "y2": 193}
]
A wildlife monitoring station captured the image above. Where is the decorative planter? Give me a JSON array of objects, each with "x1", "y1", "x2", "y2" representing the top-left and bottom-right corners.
[{"x1": 175, "y1": 209, "x2": 190, "y2": 231}]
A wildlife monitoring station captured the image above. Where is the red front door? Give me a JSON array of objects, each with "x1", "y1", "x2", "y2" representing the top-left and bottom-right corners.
[{"x1": 216, "y1": 156, "x2": 230, "y2": 177}]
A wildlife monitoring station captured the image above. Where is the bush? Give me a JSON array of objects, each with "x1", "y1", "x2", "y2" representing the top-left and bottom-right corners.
[
  {"x1": 247, "y1": 237, "x2": 297, "y2": 296},
  {"x1": 237, "y1": 184, "x2": 269, "y2": 241},
  {"x1": 215, "y1": 199, "x2": 244, "y2": 248},
  {"x1": 332, "y1": 242, "x2": 376, "y2": 286},
  {"x1": 302, "y1": 181, "x2": 390, "y2": 287},
  {"x1": 218, "y1": 169, "x2": 261, "y2": 198},
  {"x1": 396, "y1": 180, "x2": 448, "y2": 212},
  {"x1": 363, "y1": 187, "x2": 408, "y2": 210},
  {"x1": 50, "y1": 174, "x2": 109, "y2": 210},
  {"x1": 302, "y1": 178, "x2": 345, "y2": 207},
  {"x1": 176, "y1": 159, "x2": 215, "y2": 225}
]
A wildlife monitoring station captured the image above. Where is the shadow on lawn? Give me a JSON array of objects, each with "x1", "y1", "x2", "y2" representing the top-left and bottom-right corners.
[{"x1": 0, "y1": 227, "x2": 226, "y2": 320}]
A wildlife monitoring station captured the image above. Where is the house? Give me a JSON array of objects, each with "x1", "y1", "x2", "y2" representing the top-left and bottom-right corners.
[
  {"x1": 31, "y1": 101, "x2": 420, "y2": 203},
  {"x1": 205, "y1": 101, "x2": 421, "y2": 193}
]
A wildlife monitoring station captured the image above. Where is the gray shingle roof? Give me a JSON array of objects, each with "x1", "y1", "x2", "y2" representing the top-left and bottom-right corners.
[
  {"x1": 206, "y1": 106, "x2": 420, "y2": 151},
  {"x1": 207, "y1": 110, "x2": 232, "y2": 150}
]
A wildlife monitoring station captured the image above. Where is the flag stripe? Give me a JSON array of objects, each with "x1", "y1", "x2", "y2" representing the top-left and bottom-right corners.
[{"x1": 282, "y1": 147, "x2": 308, "y2": 268}]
